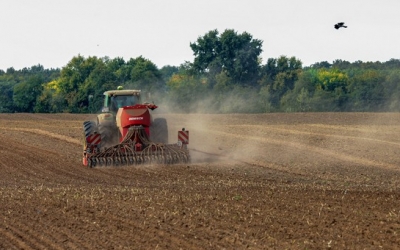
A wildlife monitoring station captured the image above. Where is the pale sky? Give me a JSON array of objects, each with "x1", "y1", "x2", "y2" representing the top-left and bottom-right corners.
[{"x1": 1, "y1": 0, "x2": 399, "y2": 71}]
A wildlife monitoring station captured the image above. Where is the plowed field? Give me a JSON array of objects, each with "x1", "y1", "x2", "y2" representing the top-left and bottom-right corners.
[{"x1": 1, "y1": 112, "x2": 399, "y2": 249}]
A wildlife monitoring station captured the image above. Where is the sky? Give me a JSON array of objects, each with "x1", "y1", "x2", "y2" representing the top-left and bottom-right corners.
[{"x1": 1, "y1": 0, "x2": 399, "y2": 71}]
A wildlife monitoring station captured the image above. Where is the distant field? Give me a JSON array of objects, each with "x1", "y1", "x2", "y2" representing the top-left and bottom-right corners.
[{"x1": 0, "y1": 112, "x2": 399, "y2": 249}]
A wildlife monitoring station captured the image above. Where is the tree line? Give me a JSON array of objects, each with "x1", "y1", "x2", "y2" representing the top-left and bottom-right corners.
[{"x1": 1, "y1": 29, "x2": 400, "y2": 114}]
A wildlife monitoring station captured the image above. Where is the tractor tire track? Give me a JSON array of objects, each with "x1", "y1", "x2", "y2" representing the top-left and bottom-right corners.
[
  {"x1": 190, "y1": 122, "x2": 400, "y2": 149},
  {"x1": 247, "y1": 124, "x2": 400, "y2": 148},
  {"x1": 0, "y1": 226, "x2": 31, "y2": 250},
  {"x1": 193, "y1": 127, "x2": 400, "y2": 171},
  {"x1": 0, "y1": 223, "x2": 59, "y2": 250},
  {"x1": 0, "y1": 134, "x2": 110, "y2": 185},
  {"x1": 0, "y1": 127, "x2": 80, "y2": 145},
  {"x1": 37, "y1": 217, "x2": 94, "y2": 250}
]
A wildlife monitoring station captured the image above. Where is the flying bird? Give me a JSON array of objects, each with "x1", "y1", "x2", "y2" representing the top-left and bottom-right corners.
[{"x1": 334, "y1": 22, "x2": 347, "y2": 29}]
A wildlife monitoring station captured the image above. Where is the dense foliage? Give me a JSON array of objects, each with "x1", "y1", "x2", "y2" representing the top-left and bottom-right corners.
[{"x1": 1, "y1": 29, "x2": 400, "y2": 113}]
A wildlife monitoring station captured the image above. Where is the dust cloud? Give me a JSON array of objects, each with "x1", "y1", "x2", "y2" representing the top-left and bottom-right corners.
[
  {"x1": 89, "y1": 88, "x2": 400, "y2": 169},
  {"x1": 150, "y1": 90, "x2": 268, "y2": 165}
]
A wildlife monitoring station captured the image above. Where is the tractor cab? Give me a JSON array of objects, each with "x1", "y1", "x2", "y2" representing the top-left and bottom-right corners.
[
  {"x1": 98, "y1": 88, "x2": 142, "y2": 124},
  {"x1": 108, "y1": 93, "x2": 140, "y2": 112}
]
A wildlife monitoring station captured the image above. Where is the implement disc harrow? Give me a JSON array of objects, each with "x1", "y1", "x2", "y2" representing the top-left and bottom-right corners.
[{"x1": 85, "y1": 126, "x2": 190, "y2": 168}]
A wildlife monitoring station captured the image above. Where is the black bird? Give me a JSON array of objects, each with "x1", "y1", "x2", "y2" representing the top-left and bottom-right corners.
[{"x1": 334, "y1": 22, "x2": 347, "y2": 29}]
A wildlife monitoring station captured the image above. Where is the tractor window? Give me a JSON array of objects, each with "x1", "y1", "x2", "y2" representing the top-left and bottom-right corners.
[
  {"x1": 124, "y1": 95, "x2": 139, "y2": 106},
  {"x1": 110, "y1": 95, "x2": 139, "y2": 112}
]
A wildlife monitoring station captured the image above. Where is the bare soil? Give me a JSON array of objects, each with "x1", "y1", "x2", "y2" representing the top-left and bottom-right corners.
[{"x1": 0, "y1": 112, "x2": 399, "y2": 249}]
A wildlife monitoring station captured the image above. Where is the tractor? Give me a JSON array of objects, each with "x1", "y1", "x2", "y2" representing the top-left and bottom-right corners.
[{"x1": 82, "y1": 87, "x2": 189, "y2": 167}]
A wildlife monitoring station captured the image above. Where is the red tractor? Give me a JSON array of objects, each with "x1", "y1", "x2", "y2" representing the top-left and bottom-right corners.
[{"x1": 82, "y1": 88, "x2": 189, "y2": 167}]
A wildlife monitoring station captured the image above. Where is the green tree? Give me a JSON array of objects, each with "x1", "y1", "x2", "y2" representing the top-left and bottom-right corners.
[
  {"x1": 309, "y1": 61, "x2": 331, "y2": 69},
  {"x1": 348, "y1": 70, "x2": 385, "y2": 111},
  {"x1": 316, "y1": 68, "x2": 348, "y2": 92},
  {"x1": 58, "y1": 55, "x2": 91, "y2": 112},
  {"x1": 160, "y1": 65, "x2": 179, "y2": 82},
  {"x1": 280, "y1": 70, "x2": 315, "y2": 112},
  {"x1": 13, "y1": 75, "x2": 43, "y2": 112},
  {"x1": 190, "y1": 29, "x2": 263, "y2": 86},
  {"x1": 58, "y1": 55, "x2": 114, "y2": 112},
  {"x1": 0, "y1": 81, "x2": 15, "y2": 112},
  {"x1": 125, "y1": 56, "x2": 163, "y2": 93},
  {"x1": 384, "y1": 70, "x2": 400, "y2": 111},
  {"x1": 81, "y1": 60, "x2": 116, "y2": 112},
  {"x1": 106, "y1": 57, "x2": 128, "y2": 85},
  {"x1": 35, "y1": 79, "x2": 64, "y2": 113},
  {"x1": 259, "y1": 56, "x2": 302, "y2": 110},
  {"x1": 331, "y1": 59, "x2": 351, "y2": 70}
]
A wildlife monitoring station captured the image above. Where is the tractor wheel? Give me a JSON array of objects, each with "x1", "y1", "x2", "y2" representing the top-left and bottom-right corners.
[
  {"x1": 83, "y1": 121, "x2": 97, "y2": 166},
  {"x1": 83, "y1": 121, "x2": 96, "y2": 137},
  {"x1": 83, "y1": 121, "x2": 96, "y2": 149},
  {"x1": 150, "y1": 118, "x2": 168, "y2": 143}
]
